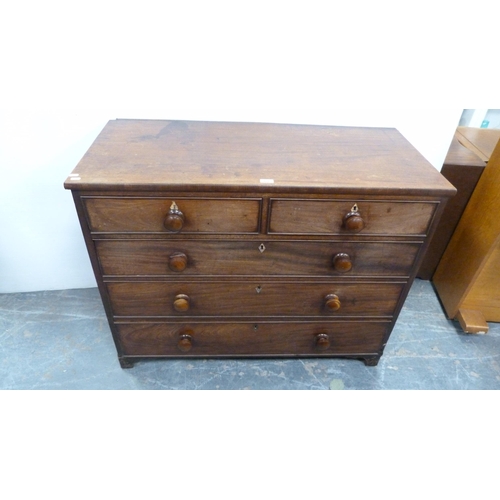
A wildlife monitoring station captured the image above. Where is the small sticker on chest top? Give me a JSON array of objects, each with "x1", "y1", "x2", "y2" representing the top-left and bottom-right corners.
[{"x1": 260, "y1": 179, "x2": 274, "y2": 184}]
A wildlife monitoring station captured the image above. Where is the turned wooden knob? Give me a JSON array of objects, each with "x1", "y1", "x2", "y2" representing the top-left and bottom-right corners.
[
  {"x1": 169, "y1": 252, "x2": 188, "y2": 272},
  {"x1": 343, "y1": 205, "x2": 364, "y2": 232},
  {"x1": 333, "y1": 253, "x2": 352, "y2": 272},
  {"x1": 177, "y1": 330, "x2": 193, "y2": 352},
  {"x1": 324, "y1": 294, "x2": 341, "y2": 311},
  {"x1": 173, "y1": 293, "x2": 190, "y2": 312},
  {"x1": 164, "y1": 202, "x2": 185, "y2": 233},
  {"x1": 315, "y1": 333, "x2": 330, "y2": 350}
]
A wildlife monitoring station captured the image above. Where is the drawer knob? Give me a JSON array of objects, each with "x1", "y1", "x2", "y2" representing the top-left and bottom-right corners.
[
  {"x1": 169, "y1": 252, "x2": 188, "y2": 272},
  {"x1": 333, "y1": 252, "x2": 352, "y2": 272},
  {"x1": 315, "y1": 333, "x2": 330, "y2": 350},
  {"x1": 164, "y1": 201, "x2": 185, "y2": 232},
  {"x1": 177, "y1": 330, "x2": 193, "y2": 352},
  {"x1": 343, "y1": 204, "x2": 364, "y2": 232},
  {"x1": 173, "y1": 293, "x2": 190, "y2": 312},
  {"x1": 324, "y1": 294, "x2": 341, "y2": 311}
]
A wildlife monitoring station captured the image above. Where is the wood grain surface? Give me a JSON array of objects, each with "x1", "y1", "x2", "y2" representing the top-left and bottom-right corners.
[
  {"x1": 456, "y1": 127, "x2": 500, "y2": 162},
  {"x1": 116, "y1": 321, "x2": 389, "y2": 356},
  {"x1": 269, "y1": 199, "x2": 437, "y2": 235},
  {"x1": 106, "y1": 280, "x2": 405, "y2": 317},
  {"x1": 433, "y1": 138, "x2": 500, "y2": 318},
  {"x1": 96, "y1": 239, "x2": 421, "y2": 277},
  {"x1": 65, "y1": 119, "x2": 455, "y2": 196},
  {"x1": 83, "y1": 196, "x2": 261, "y2": 233},
  {"x1": 417, "y1": 132, "x2": 486, "y2": 279}
]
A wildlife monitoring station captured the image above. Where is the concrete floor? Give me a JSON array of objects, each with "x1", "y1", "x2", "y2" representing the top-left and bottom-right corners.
[{"x1": 1, "y1": 279, "x2": 499, "y2": 389}]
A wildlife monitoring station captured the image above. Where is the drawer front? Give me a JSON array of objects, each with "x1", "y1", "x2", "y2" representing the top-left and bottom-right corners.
[
  {"x1": 106, "y1": 281, "x2": 405, "y2": 317},
  {"x1": 116, "y1": 321, "x2": 389, "y2": 356},
  {"x1": 269, "y1": 199, "x2": 437, "y2": 235},
  {"x1": 96, "y1": 240, "x2": 421, "y2": 277},
  {"x1": 83, "y1": 197, "x2": 261, "y2": 233}
]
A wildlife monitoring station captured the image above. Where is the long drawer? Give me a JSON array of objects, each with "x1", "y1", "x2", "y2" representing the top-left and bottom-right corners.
[
  {"x1": 83, "y1": 197, "x2": 262, "y2": 233},
  {"x1": 269, "y1": 199, "x2": 437, "y2": 235},
  {"x1": 95, "y1": 239, "x2": 421, "y2": 277},
  {"x1": 116, "y1": 321, "x2": 390, "y2": 356},
  {"x1": 106, "y1": 281, "x2": 405, "y2": 317}
]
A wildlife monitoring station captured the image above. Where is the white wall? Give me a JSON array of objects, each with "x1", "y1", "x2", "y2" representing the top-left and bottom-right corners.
[
  {"x1": 0, "y1": 1, "x2": 477, "y2": 293},
  {"x1": 460, "y1": 109, "x2": 500, "y2": 129}
]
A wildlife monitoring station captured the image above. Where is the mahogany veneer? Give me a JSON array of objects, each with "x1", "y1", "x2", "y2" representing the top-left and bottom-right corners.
[{"x1": 65, "y1": 119, "x2": 455, "y2": 368}]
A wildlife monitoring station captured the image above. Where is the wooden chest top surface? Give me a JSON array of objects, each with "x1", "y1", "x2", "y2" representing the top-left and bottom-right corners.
[
  {"x1": 445, "y1": 133, "x2": 486, "y2": 168},
  {"x1": 456, "y1": 126, "x2": 500, "y2": 162},
  {"x1": 65, "y1": 119, "x2": 455, "y2": 197}
]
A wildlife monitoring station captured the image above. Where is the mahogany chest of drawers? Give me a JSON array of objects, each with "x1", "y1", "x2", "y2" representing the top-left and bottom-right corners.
[{"x1": 64, "y1": 119, "x2": 455, "y2": 368}]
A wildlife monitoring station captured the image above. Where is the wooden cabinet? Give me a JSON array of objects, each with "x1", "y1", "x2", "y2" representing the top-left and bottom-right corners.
[
  {"x1": 433, "y1": 130, "x2": 500, "y2": 333},
  {"x1": 65, "y1": 119, "x2": 455, "y2": 368},
  {"x1": 417, "y1": 130, "x2": 486, "y2": 279}
]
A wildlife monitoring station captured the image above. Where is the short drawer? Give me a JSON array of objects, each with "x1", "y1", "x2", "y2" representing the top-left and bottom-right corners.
[
  {"x1": 106, "y1": 280, "x2": 405, "y2": 318},
  {"x1": 83, "y1": 197, "x2": 261, "y2": 233},
  {"x1": 116, "y1": 321, "x2": 389, "y2": 357},
  {"x1": 268, "y1": 199, "x2": 437, "y2": 235},
  {"x1": 96, "y1": 240, "x2": 421, "y2": 278}
]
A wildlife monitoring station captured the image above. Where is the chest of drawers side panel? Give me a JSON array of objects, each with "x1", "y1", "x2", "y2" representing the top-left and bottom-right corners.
[
  {"x1": 70, "y1": 191, "x2": 128, "y2": 359},
  {"x1": 375, "y1": 195, "x2": 454, "y2": 350}
]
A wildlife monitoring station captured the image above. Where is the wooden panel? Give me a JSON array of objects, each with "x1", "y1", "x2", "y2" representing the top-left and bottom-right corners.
[
  {"x1": 64, "y1": 119, "x2": 456, "y2": 197},
  {"x1": 456, "y1": 309, "x2": 489, "y2": 334},
  {"x1": 96, "y1": 239, "x2": 421, "y2": 277},
  {"x1": 417, "y1": 135, "x2": 485, "y2": 279},
  {"x1": 445, "y1": 131, "x2": 489, "y2": 167},
  {"x1": 106, "y1": 281, "x2": 405, "y2": 317},
  {"x1": 269, "y1": 199, "x2": 436, "y2": 235},
  {"x1": 461, "y1": 242, "x2": 500, "y2": 322},
  {"x1": 456, "y1": 127, "x2": 500, "y2": 162},
  {"x1": 116, "y1": 321, "x2": 389, "y2": 356},
  {"x1": 433, "y1": 141, "x2": 500, "y2": 319},
  {"x1": 83, "y1": 197, "x2": 261, "y2": 233}
]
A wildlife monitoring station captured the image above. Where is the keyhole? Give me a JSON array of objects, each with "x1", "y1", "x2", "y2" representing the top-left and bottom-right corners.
[
  {"x1": 259, "y1": 243, "x2": 266, "y2": 253},
  {"x1": 256, "y1": 285, "x2": 262, "y2": 294}
]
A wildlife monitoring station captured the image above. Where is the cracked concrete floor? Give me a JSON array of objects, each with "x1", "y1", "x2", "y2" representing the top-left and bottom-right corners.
[{"x1": 1, "y1": 279, "x2": 499, "y2": 389}]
